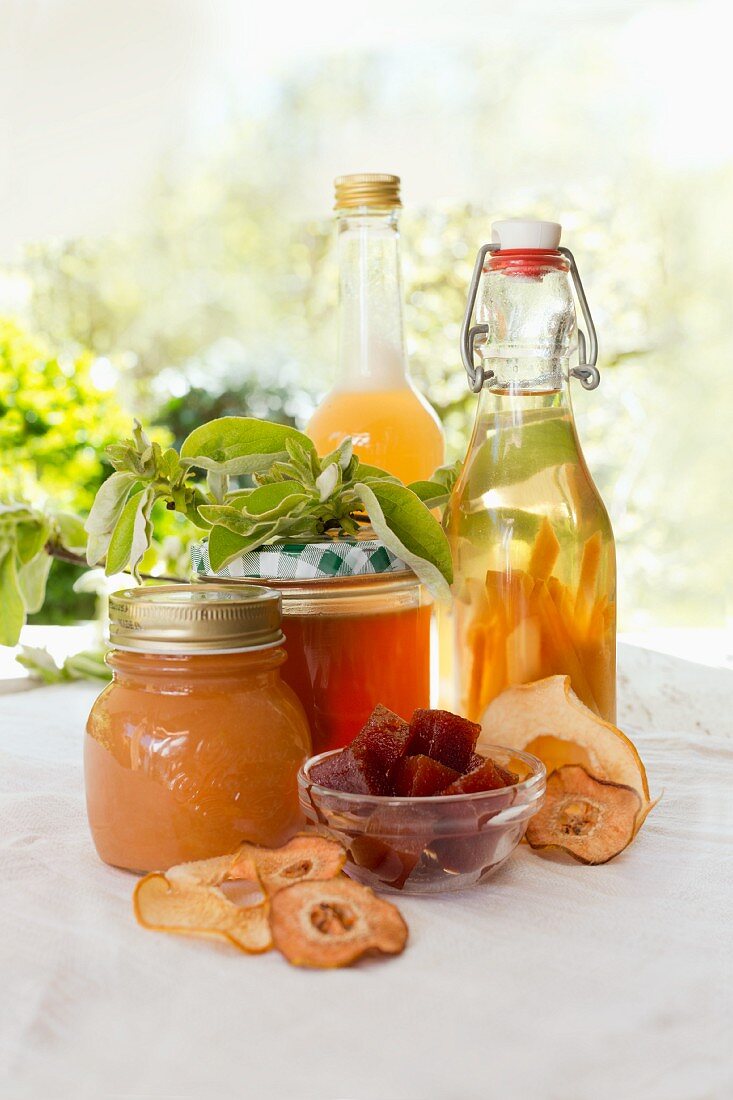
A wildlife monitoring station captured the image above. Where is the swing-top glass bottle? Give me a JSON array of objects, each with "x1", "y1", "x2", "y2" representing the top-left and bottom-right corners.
[{"x1": 444, "y1": 219, "x2": 616, "y2": 724}]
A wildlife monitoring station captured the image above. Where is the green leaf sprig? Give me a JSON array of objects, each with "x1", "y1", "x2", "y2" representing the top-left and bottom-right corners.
[
  {"x1": 0, "y1": 503, "x2": 85, "y2": 647},
  {"x1": 16, "y1": 644, "x2": 111, "y2": 685},
  {"x1": 0, "y1": 417, "x2": 456, "y2": 648},
  {"x1": 85, "y1": 416, "x2": 454, "y2": 598}
]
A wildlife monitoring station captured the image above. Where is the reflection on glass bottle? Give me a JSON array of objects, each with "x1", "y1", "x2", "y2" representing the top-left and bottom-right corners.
[
  {"x1": 445, "y1": 220, "x2": 616, "y2": 723},
  {"x1": 307, "y1": 173, "x2": 444, "y2": 483}
]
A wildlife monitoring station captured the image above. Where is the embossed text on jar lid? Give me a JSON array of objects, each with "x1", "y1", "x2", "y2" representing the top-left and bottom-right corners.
[{"x1": 108, "y1": 583, "x2": 284, "y2": 654}]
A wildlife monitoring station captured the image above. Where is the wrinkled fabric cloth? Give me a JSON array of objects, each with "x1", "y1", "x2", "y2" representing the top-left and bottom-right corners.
[{"x1": 1, "y1": 646, "x2": 731, "y2": 1100}]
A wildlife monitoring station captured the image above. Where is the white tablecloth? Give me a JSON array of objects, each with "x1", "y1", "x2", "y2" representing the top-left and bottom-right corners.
[{"x1": 1, "y1": 644, "x2": 731, "y2": 1100}]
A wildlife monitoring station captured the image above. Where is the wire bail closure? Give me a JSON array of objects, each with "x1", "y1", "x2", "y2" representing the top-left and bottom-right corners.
[{"x1": 460, "y1": 243, "x2": 601, "y2": 393}]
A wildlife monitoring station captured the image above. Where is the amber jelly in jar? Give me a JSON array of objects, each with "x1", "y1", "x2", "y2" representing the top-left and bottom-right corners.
[
  {"x1": 85, "y1": 584, "x2": 312, "y2": 873},
  {"x1": 252, "y1": 571, "x2": 431, "y2": 755},
  {"x1": 193, "y1": 538, "x2": 432, "y2": 756}
]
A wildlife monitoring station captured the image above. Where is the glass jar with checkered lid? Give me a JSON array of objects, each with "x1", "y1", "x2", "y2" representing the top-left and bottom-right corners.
[{"x1": 192, "y1": 537, "x2": 431, "y2": 753}]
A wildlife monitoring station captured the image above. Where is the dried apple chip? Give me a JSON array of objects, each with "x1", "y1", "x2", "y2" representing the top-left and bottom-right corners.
[
  {"x1": 166, "y1": 851, "x2": 243, "y2": 888},
  {"x1": 133, "y1": 873, "x2": 272, "y2": 953},
  {"x1": 230, "y1": 834, "x2": 346, "y2": 895},
  {"x1": 480, "y1": 675, "x2": 653, "y2": 834},
  {"x1": 270, "y1": 879, "x2": 408, "y2": 969},
  {"x1": 526, "y1": 765, "x2": 642, "y2": 865}
]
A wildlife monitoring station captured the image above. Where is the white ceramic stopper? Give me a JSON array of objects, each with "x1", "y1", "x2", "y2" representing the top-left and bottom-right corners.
[{"x1": 491, "y1": 219, "x2": 562, "y2": 250}]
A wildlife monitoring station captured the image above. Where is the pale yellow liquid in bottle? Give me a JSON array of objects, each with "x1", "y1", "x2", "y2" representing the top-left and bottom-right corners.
[
  {"x1": 308, "y1": 385, "x2": 445, "y2": 484},
  {"x1": 445, "y1": 393, "x2": 616, "y2": 724}
]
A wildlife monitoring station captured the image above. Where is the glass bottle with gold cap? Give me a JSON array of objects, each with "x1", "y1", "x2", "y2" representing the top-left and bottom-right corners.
[
  {"x1": 85, "y1": 584, "x2": 311, "y2": 872},
  {"x1": 307, "y1": 172, "x2": 445, "y2": 483}
]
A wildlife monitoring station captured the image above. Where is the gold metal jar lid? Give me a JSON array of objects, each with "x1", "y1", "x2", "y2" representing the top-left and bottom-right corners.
[
  {"x1": 334, "y1": 173, "x2": 401, "y2": 211},
  {"x1": 108, "y1": 584, "x2": 284, "y2": 654}
]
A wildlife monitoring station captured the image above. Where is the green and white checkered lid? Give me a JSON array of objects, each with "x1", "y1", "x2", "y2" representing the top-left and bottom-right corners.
[{"x1": 191, "y1": 538, "x2": 410, "y2": 581}]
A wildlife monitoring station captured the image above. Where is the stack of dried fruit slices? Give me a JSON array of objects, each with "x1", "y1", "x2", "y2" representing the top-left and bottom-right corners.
[
  {"x1": 133, "y1": 678, "x2": 656, "y2": 967},
  {"x1": 482, "y1": 675, "x2": 656, "y2": 864},
  {"x1": 134, "y1": 835, "x2": 407, "y2": 969}
]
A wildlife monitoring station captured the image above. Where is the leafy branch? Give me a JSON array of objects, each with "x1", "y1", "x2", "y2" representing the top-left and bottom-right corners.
[
  {"x1": 0, "y1": 416, "x2": 456, "y2": 649},
  {"x1": 0, "y1": 504, "x2": 83, "y2": 647}
]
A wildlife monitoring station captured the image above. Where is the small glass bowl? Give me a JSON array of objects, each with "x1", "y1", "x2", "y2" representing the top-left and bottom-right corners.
[{"x1": 298, "y1": 745, "x2": 546, "y2": 895}]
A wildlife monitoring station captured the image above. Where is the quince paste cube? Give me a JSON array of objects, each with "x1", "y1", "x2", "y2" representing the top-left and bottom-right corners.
[
  {"x1": 391, "y1": 755, "x2": 459, "y2": 797},
  {"x1": 409, "y1": 709, "x2": 481, "y2": 772},
  {"x1": 309, "y1": 749, "x2": 372, "y2": 795},
  {"x1": 443, "y1": 759, "x2": 518, "y2": 795},
  {"x1": 349, "y1": 705, "x2": 414, "y2": 793}
]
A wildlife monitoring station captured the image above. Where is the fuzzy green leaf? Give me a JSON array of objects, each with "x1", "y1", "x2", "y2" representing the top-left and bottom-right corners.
[
  {"x1": 105, "y1": 488, "x2": 156, "y2": 578},
  {"x1": 207, "y1": 526, "x2": 248, "y2": 571},
  {"x1": 352, "y1": 464, "x2": 398, "y2": 482},
  {"x1": 243, "y1": 482, "x2": 310, "y2": 519},
  {"x1": 158, "y1": 447, "x2": 183, "y2": 482},
  {"x1": 0, "y1": 548, "x2": 26, "y2": 647},
  {"x1": 198, "y1": 505, "x2": 255, "y2": 535},
  {"x1": 224, "y1": 488, "x2": 255, "y2": 505},
  {"x1": 355, "y1": 480, "x2": 453, "y2": 600},
  {"x1": 206, "y1": 468, "x2": 229, "y2": 503},
  {"x1": 207, "y1": 522, "x2": 276, "y2": 571},
  {"x1": 15, "y1": 645, "x2": 65, "y2": 684},
  {"x1": 18, "y1": 552, "x2": 53, "y2": 614},
  {"x1": 180, "y1": 417, "x2": 316, "y2": 476},
  {"x1": 407, "y1": 480, "x2": 451, "y2": 509},
  {"x1": 315, "y1": 463, "x2": 340, "y2": 502},
  {"x1": 54, "y1": 512, "x2": 88, "y2": 552},
  {"x1": 431, "y1": 459, "x2": 463, "y2": 491},
  {"x1": 321, "y1": 437, "x2": 353, "y2": 472},
  {"x1": 16, "y1": 644, "x2": 112, "y2": 684},
  {"x1": 14, "y1": 518, "x2": 49, "y2": 565},
  {"x1": 285, "y1": 438, "x2": 319, "y2": 482},
  {"x1": 181, "y1": 488, "x2": 213, "y2": 530},
  {"x1": 85, "y1": 471, "x2": 139, "y2": 565},
  {"x1": 63, "y1": 649, "x2": 112, "y2": 682}
]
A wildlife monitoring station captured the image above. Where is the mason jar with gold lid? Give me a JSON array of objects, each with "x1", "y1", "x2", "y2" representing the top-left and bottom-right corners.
[{"x1": 85, "y1": 584, "x2": 311, "y2": 873}]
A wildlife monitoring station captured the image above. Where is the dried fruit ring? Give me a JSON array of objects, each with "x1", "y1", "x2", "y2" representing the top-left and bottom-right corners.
[
  {"x1": 270, "y1": 878, "x2": 408, "y2": 968},
  {"x1": 133, "y1": 872, "x2": 272, "y2": 953},
  {"x1": 525, "y1": 764, "x2": 642, "y2": 865},
  {"x1": 230, "y1": 835, "x2": 346, "y2": 894}
]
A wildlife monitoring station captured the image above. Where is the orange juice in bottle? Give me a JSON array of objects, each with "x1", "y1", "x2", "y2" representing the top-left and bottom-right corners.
[
  {"x1": 307, "y1": 173, "x2": 444, "y2": 484},
  {"x1": 445, "y1": 219, "x2": 616, "y2": 723}
]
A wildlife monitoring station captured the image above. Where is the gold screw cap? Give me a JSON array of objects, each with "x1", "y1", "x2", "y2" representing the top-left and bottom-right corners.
[
  {"x1": 334, "y1": 173, "x2": 401, "y2": 211},
  {"x1": 108, "y1": 584, "x2": 284, "y2": 654}
]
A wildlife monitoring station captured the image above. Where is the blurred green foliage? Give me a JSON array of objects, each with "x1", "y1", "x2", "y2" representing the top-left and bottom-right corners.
[
  {"x1": 0, "y1": 319, "x2": 133, "y2": 622},
  {"x1": 0, "y1": 318, "x2": 129, "y2": 512},
  {"x1": 2, "y1": 53, "x2": 731, "y2": 629}
]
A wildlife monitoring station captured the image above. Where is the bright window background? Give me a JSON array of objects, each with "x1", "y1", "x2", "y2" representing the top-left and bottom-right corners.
[{"x1": 1, "y1": 0, "x2": 731, "y2": 647}]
